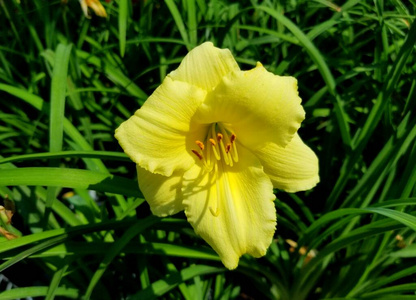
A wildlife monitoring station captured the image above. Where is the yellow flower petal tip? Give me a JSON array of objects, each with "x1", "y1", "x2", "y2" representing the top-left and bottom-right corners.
[
  {"x1": 115, "y1": 42, "x2": 319, "y2": 269},
  {"x1": 79, "y1": 0, "x2": 107, "y2": 18}
]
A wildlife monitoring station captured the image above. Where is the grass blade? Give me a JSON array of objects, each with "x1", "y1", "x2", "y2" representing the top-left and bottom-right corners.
[
  {"x1": 119, "y1": 0, "x2": 129, "y2": 57},
  {"x1": 255, "y1": 5, "x2": 352, "y2": 148},
  {"x1": 83, "y1": 216, "x2": 159, "y2": 300},
  {"x1": 0, "y1": 287, "x2": 79, "y2": 300},
  {"x1": 49, "y1": 43, "x2": 72, "y2": 153},
  {"x1": 0, "y1": 167, "x2": 142, "y2": 197},
  {"x1": 165, "y1": 0, "x2": 190, "y2": 49},
  {"x1": 128, "y1": 265, "x2": 224, "y2": 300}
]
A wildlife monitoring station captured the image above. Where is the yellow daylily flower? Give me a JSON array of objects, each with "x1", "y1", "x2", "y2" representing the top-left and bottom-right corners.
[
  {"x1": 79, "y1": 0, "x2": 107, "y2": 18},
  {"x1": 115, "y1": 42, "x2": 319, "y2": 269}
]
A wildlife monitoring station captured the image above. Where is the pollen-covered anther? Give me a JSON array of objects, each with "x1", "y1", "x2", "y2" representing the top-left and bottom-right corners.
[
  {"x1": 209, "y1": 138, "x2": 216, "y2": 146},
  {"x1": 196, "y1": 140, "x2": 205, "y2": 150},
  {"x1": 230, "y1": 134, "x2": 236, "y2": 144},
  {"x1": 217, "y1": 133, "x2": 223, "y2": 141}
]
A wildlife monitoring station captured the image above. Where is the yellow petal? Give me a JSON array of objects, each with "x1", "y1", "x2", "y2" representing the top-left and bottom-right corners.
[
  {"x1": 86, "y1": 0, "x2": 107, "y2": 18},
  {"x1": 169, "y1": 42, "x2": 240, "y2": 91},
  {"x1": 182, "y1": 145, "x2": 276, "y2": 270},
  {"x1": 195, "y1": 63, "x2": 305, "y2": 149},
  {"x1": 79, "y1": 0, "x2": 90, "y2": 18},
  {"x1": 115, "y1": 77, "x2": 207, "y2": 176},
  {"x1": 137, "y1": 166, "x2": 184, "y2": 217},
  {"x1": 254, "y1": 133, "x2": 319, "y2": 193}
]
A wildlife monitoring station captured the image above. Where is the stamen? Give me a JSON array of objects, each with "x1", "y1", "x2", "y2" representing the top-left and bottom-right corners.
[
  {"x1": 204, "y1": 163, "x2": 213, "y2": 172},
  {"x1": 217, "y1": 124, "x2": 236, "y2": 164},
  {"x1": 192, "y1": 123, "x2": 238, "y2": 168},
  {"x1": 204, "y1": 141, "x2": 214, "y2": 172},
  {"x1": 218, "y1": 124, "x2": 231, "y2": 145},
  {"x1": 209, "y1": 138, "x2": 220, "y2": 160},
  {"x1": 211, "y1": 144, "x2": 221, "y2": 160},
  {"x1": 191, "y1": 149, "x2": 203, "y2": 160},
  {"x1": 206, "y1": 140, "x2": 211, "y2": 165},
  {"x1": 211, "y1": 124, "x2": 217, "y2": 141},
  {"x1": 211, "y1": 125, "x2": 222, "y2": 160},
  {"x1": 190, "y1": 124, "x2": 240, "y2": 218},
  {"x1": 232, "y1": 145, "x2": 239, "y2": 162},
  {"x1": 196, "y1": 140, "x2": 204, "y2": 150},
  {"x1": 229, "y1": 133, "x2": 239, "y2": 162},
  {"x1": 228, "y1": 152, "x2": 233, "y2": 167},
  {"x1": 218, "y1": 137, "x2": 230, "y2": 165}
]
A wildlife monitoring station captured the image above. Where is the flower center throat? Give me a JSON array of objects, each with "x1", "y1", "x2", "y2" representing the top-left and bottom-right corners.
[
  {"x1": 191, "y1": 123, "x2": 239, "y2": 172},
  {"x1": 191, "y1": 123, "x2": 239, "y2": 217}
]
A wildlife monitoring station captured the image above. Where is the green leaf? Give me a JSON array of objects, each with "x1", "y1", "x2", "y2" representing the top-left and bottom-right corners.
[
  {"x1": 45, "y1": 261, "x2": 70, "y2": 300},
  {"x1": 24, "y1": 241, "x2": 219, "y2": 261},
  {"x1": 119, "y1": 0, "x2": 129, "y2": 57},
  {"x1": 255, "y1": 5, "x2": 352, "y2": 148},
  {"x1": 50, "y1": 43, "x2": 72, "y2": 153},
  {"x1": 165, "y1": 0, "x2": 190, "y2": 49},
  {"x1": 84, "y1": 216, "x2": 159, "y2": 300},
  {"x1": 76, "y1": 50, "x2": 147, "y2": 102},
  {"x1": 128, "y1": 265, "x2": 224, "y2": 300},
  {"x1": 0, "y1": 287, "x2": 79, "y2": 299},
  {"x1": 0, "y1": 151, "x2": 129, "y2": 165},
  {"x1": 390, "y1": 244, "x2": 416, "y2": 258},
  {"x1": 0, "y1": 167, "x2": 142, "y2": 197}
]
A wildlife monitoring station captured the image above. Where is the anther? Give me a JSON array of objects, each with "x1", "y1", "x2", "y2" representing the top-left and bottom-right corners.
[
  {"x1": 209, "y1": 138, "x2": 216, "y2": 146},
  {"x1": 191, "y1": 149, "x2": 203, "y2": 160},
  {"x1": 230, "y1": 134, "x2": 236, "y2": 143},
  {"x1": 226, "y1": 144, "x2": 231, "y2": 153},
  {"x1": 195, "y1": 140, "x2": 204, "y2": 150},
  {"x1": 217, "y1": 133, "x2": 223, "y2": 141}
]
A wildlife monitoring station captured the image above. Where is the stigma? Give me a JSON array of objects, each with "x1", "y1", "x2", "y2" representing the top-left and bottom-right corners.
[{"x1": 191, "y1": 123, "x2": 239, "y2": 172}]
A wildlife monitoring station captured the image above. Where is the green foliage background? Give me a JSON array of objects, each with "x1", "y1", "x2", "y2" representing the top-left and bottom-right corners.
[{"x1": 0, "y1": 0, "x2": 416, "y2": 299}]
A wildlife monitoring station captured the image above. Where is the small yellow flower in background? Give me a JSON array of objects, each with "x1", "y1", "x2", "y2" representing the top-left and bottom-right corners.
[
  {"x1": 115, "y1": 42, "x2": 319, "y2": 269},
  {"x1": 79, "y1": 0, "x2": 107, "y2": 18}
]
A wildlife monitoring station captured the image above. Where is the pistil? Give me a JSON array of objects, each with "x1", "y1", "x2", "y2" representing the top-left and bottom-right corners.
[{"x1": 209, "y1": 163, "x2": 221, "y2": 217}]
